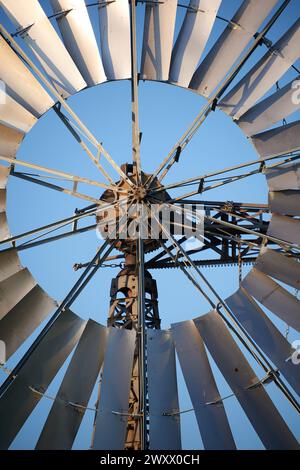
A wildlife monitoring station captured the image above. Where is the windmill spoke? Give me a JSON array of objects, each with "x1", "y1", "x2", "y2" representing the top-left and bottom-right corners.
[
  {"x1": 0, "y1": 238, "x2": 115, "y2": 397},
  {"x1": 145, "y1": 0, "x2": 292, "y2": 188},
  {"x1": 3, "y1": 156, "x2": 128, "y2": 206},
  {"x1": 136, "y1": 232, "x2": 147, "y2": 450},
  {"x1": 0, "y1": 25, "x2": 134, "y2": 188},
  {"x1": 0, "y1": 199, "x2": 133, "y2": 397},
  {"x1": 130, "y1": 0, "x2": 142, "y2": 182},
  {"x1": 0, "y1": 205, "x2": 97, "y2": 248}
]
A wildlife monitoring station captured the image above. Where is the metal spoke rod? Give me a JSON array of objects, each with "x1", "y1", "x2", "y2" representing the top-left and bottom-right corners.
[
  {"x1": 10, "y1": 171, "x2": 105, "y2": 205},
  {"x1": 2, "y1": 223, "x2": 97, "y2": 253},
  {"x1": 146, "y1": 0, "x2": 292, "y2": 187},
  {"x1": 0, "y1": 198, "x2": 134, "y2": 397},
  {"x1": 0, "y1": 24, "x2": 133, "y2": 187}
]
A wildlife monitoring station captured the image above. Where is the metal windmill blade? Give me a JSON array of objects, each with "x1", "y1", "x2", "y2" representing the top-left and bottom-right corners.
[{"x1": 0, "y1": 0, "x2": 299, "y2": 452}]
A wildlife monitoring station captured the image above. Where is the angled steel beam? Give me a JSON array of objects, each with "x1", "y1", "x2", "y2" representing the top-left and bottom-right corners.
[{"x1": 150, "y1": 154, "x2": 300, "y2": 196}]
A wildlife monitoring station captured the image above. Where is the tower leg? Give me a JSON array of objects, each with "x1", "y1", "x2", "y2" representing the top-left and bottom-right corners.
[{"x1": 107, "y1": 253, "x2": 161, "y2": 449}]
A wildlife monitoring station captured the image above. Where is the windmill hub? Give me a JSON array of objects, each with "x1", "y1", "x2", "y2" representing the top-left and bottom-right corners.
[{"x1": 97, "y1": 163, "x2": 170, "y2": 254}]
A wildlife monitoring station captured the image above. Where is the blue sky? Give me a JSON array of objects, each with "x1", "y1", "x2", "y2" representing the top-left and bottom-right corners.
[{"x1": 0, "y1": 0, "x2": 299, "y2": 450}]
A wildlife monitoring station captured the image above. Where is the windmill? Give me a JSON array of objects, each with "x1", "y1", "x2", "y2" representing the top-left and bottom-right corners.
[{"x1": 0, "y1": 0, "x2": 299, "y2": 450}]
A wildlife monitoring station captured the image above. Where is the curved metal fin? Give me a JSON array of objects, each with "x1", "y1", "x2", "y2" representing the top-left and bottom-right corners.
[
  {"x1": 0, "y1": 285, "x2": 56, "y2": 360},
  {"x1": 226, "y1": 287, "x2": 300, "y2": 395},
  {"x1": 242, "y1": 267, "x2": 300, "y2": 333},
  {"x1": 194, "y1": 310, "x2": 298, "y2": 449},
  {"x1": 237, "y1": 76, "x2": 300, "y2": 136},
  {"x1": 169, "y1": 0, "x2": 221, "y2": 87},
  {"x1": 190, "y1": 0, "x2": 279, "y2": 96},
  {"x1": 251, "y1": 120, "x2": 300, "y2": 158},
  {"x1": 93, "y1": 327, "x2": 136, "y2": 450},
  {"x1": 171, "y1": 320, "x2": 236, "y2": 449},
  {"x1": 0, "y1": 309, "x2": 85, "y2": 450},
  {"x1": 0, "y1": 268, "x2": 37, "y2": 321},
  {"x1": 36, "y1": 319, "x2": 108, "y2": 450},
  {"x1": 255, "y1": 248, "x2": 300, "y2": 291},
  {"x1": 265, "y1": 162, "x2": 300, "y2": 191},
  {"x1": 1, "y1": 0, "x2": 86, "y2": 97},
  {"x1": 269, "y1": 191, "x2": 300, "y2": 216},
  {"x1": 98, "y1": 0, "x2": 131, "y2": 80},
  {"x1": 140, "y1": 0, "x2": 177, "y2": 81},
  {"x1": 50, "y1": 0, "x2": 106, "y2": 86},
  {"x1": 220, "y1": 18, "x2": 300, "y2": 118},
  {"x1": 147, "y1": 329, "x2": 182, "y2": 450},
  {"x1": 267, "y1": 214, "x2": 300, "y2": 246},
  {"x1": 0, "y1": 36, "x2": 54, "y2": 117}
]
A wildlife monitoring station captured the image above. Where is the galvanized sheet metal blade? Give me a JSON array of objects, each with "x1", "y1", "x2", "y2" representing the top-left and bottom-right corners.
[
  {"x1": 190, "y1": 0, "x2": 279, "y2": 96},
  {"x1": 0, "y1": 249, "x2": 22, "y2": 283},
  {"x1": 0, "y1": 212, "x2": 10, "y2": 242},
  {"x1": 267, "y1": 214, "x2": 300, "y2": 246},
  {"x1": 0, "y1": 285, "x2": 56, "y2": 360},
  {"x1": 226, "y1": 287, "x2": 300, "y2": 395},
  {"x1": 140, "y1": 0, "x2": 177, "y2": 81},
  {"x1": 169, "y1": 0, "x2": 221, "y2": 88},
  {"x1": 269, "y1": 191, "x2": 300, "y2": 216},
  {"x1": 237, "y1": 76, "x2": 300, "y2": 136},
  {"x1": 0, "y1": 36, "x2": 54, "y2": 117},
  {"x1": 98, "y1": 0, "x2": 131, "y2": 80},
  {"x1": 242, "y1": 268, "x2": 300, "y2": 333},
  {"x1": 0, "y1": 165, "x2": 10, "y2": 189},
  {"x1": 265, "y1": 162, "x2": 300, "y2": 191},
  {"x1": 0, "y1": 268, "x2": 37, "y2": 321},
  {"x1": 0, "y1": 93, "x2": 37, "y2": 133},
  {"x1": 147, "y1": 329, "x2": 182, "y2": 450},
  {"x1": 0, "y1": 123, "x2": 24, "y2": 158},
  {"x1": 50, "y1": 0, "x2": 106, "y2": 86},
  {"x1": 36, "y1": 319, "x2": 108, "y2": 450},
  {"x1": 171, "y1": 320, "x2": 236, "y2": 449},
  {"x1": 0, "y1": 309, "x2": 85, "y2": 450},
  {"x1": 1, "y1": 0, "x2": 86, "y2": 97},
  {"x1": 93, "y1": 327, "x2": 136, "y2": 450},
  {"x1": 255, "y1": 248, "x2": 300, "y2": 290},
  {"x1": 220, "y1": 18, "x2": 300, "y2": 119},
  {"x1": 251, "y1": 120, "x2": 300, "y2": 158},
  {"x1": 194, "y1": 310, "x2": 299, "y2": 449},
  {"x1": 0, "y1": 189, "x2": 6, "y2": 213}
]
